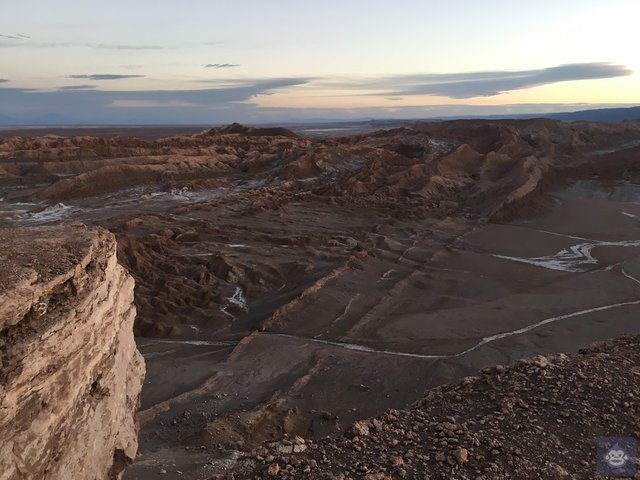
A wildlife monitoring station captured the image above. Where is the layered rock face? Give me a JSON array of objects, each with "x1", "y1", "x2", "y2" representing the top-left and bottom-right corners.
[{"x1": 0, "y1": 225, "x2": 144, "y2": 480}]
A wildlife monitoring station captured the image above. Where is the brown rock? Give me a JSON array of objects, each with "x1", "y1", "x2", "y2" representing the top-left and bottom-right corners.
[
  {"x1": 548, "y1": 462, "x2": 570, "y2": 478},
  {"x1": 266, "y1": 463, "x2": 281, "y2": 476},
  {"x1": 364, "y1": 474, "x2": 390, "y2": 480},
  {"x1": 455, "y1": 447, "x2": 469, "y2": 465},
  {"x1": 349, "y1": 420, "x2": 370, "y2": 438}
]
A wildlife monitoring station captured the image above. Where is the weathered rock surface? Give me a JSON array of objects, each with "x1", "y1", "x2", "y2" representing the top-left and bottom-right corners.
[{"x1": 0, "y1": 225, "x2": 145, "y2": 480}]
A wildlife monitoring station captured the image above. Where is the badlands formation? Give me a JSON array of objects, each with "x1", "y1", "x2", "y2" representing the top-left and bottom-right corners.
[{"x1": 1, "y1": 119, "x2": 640, "y2": 479}]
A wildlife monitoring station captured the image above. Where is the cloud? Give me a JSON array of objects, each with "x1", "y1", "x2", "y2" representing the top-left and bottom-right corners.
[
  {"x1": 0, "y1": 62, "x2": 633, "y2": 123},
  {"x1": 0, "y1": 40, "x2": 70, "y2": 48},
  {"x1": 205, "y1": 63, "x2": 240, "y2": 69},
  {"x1": 90, "y1": 43, "x2": 169, "y2": 51},
  {"x1": 110, "y1": 100, "x2": 196, "y2": 108},
  {"x1": 58, "y1": 85, "x2": 97, "y2": 91},
  {"x1": 0, "y1": 83, "x2": 636, "y2": 125},
  {"x1": 0, "y1": 40, "x2": 168, "y2": 50},
  {"x1": 331, "y1": 63, "x2": 633, "y2": 99},
  {"x1": 68, "y1": 74, "x2": 146, "y2": 81},
  {"x1": 0, "y1": 33, "x2": 29, "y2": 40},
  {"x1": 0, "y1": 79, "x2": 9, "y2": 83},
  {"x1": 0, "y1": 77, "x2": 311, "y2": 123}
]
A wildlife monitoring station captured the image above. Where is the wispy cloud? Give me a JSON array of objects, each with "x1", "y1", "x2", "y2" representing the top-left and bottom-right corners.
[
  {"x1": 0, "y1": 77, "x2": 311, "y2": 123},
  {"x1": 0, "y1": 61, "x2": 634, "y2": 123},
  {"x1": 0, "y1": 33, "x2": 30, "y2": 40},
  {"x1": 90, "y1": 43, "x2": 169, "y2": 51},
  {"x1": 0, "y1": 79, "x2": 9, "y2": 83},
  {"x1": 205, "y1": 63, "x2": 240, "y2": 69},
  {"x1": 58, "y1": 84, "x2": 97, "y2": 91},
  {"x1": 0, "y1": 40, "x2": 68, "y2": 48},
  {"x1": 68, "y1": 74, "x2": 146, "y2": 81},
  {"x1": 0, "y1": 40, "x2": 168, "y2": 50},
  {"x1": 330, "y1": 63, "x2": 633, "y2": 99}
]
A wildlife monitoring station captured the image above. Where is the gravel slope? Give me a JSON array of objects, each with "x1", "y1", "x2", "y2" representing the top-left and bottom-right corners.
[{"x1": 233, "y1": 335, "x2": 640, "y2": 480}]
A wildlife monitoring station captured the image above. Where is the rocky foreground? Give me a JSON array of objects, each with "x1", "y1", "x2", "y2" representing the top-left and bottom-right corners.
[
  {"x1": 233, "y1": 335, "x2": 640, "y2": 480},
  {"x1": 0, "y1": 226, "x2": 145, "y2": 480}
]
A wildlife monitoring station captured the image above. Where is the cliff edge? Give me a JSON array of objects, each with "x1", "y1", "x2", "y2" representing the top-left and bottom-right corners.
[{"x1": 0, "y1": 225, "x2": 145, "y2": 480}]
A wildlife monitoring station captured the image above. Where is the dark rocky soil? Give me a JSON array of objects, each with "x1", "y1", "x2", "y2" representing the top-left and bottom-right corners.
[{"x1": 234, "y1": 334, "x2": 640, "y2": 480}]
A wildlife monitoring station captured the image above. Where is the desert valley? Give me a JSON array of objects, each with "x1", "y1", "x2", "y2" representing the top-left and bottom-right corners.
[{"x1": 1, "y1": 119, "x2": 639, "y2": 478}]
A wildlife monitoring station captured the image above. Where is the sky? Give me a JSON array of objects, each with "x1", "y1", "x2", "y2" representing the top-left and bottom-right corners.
[{"x1": 1, "y1": 0, "x2": 639, "y2": 124}]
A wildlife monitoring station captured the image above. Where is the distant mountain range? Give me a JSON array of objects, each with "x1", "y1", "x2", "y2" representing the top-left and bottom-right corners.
[
  {"x1": 281, "y1": 106, "x2": 640, "y2": 131},
  {"x1": 542, "y1": 105, "x2": 640, "y2": 122},
  {"x1": 1, "y1": 106, "x2": 638, "y2": 130},
  {"x1": 400, "y1": 105, "x2": 640, "y2": 123}
]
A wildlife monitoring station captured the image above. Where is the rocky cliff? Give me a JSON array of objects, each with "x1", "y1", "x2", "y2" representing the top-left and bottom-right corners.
[{"x1": 0, "y1": 225, "x2": 145, "y2": 480}]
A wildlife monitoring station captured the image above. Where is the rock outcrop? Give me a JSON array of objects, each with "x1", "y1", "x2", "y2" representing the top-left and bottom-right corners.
[{"x1": 0, "y1": 225, "x2": 144, "y2": 480}]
